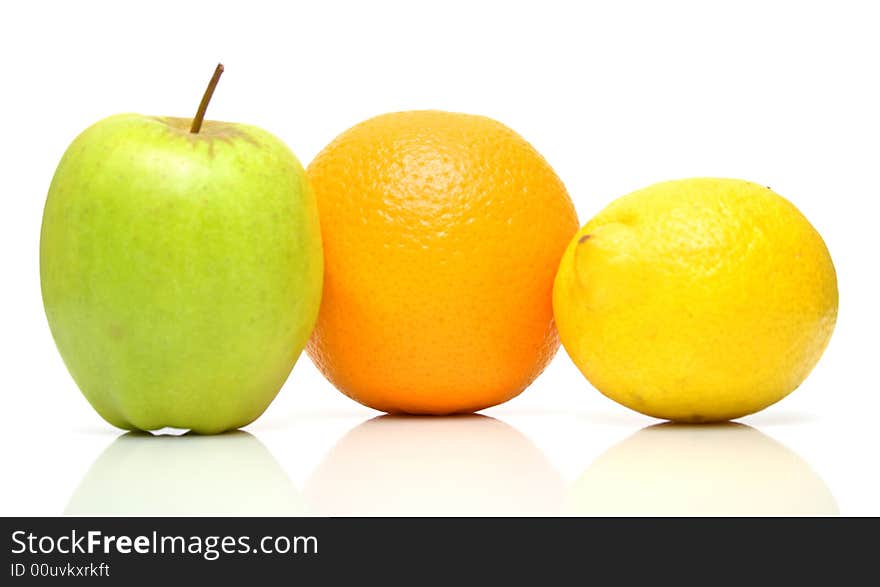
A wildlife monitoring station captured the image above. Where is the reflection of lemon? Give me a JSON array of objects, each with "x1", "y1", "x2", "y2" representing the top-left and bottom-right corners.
[
  {"x1": 553, "y1": 178, "x2": 838, "y2": 421},
  {"x1": 569, "y1": 423, "x2": 838, "y2": 516}
]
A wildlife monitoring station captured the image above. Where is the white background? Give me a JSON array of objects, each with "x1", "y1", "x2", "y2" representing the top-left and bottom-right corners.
[{"x1": 1, "y1": 0, "x2": 877, "y2": 515}]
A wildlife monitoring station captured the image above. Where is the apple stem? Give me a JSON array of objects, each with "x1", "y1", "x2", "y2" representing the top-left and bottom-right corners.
[{"x1": 190, "y1": 63, "x2": 224, "y2": 134}]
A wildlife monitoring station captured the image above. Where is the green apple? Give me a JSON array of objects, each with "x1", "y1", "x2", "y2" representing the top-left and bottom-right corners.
[{"x1": 40, "y1": 65, "x2": 322, "y2": 434}]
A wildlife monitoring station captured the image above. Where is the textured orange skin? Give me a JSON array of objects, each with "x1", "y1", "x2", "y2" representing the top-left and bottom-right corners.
[{"x1": 307, "y1": 111, "x2": 579, "y2": 414}]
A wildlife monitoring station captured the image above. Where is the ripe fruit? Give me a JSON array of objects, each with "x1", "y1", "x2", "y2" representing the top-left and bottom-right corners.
[
  {"x1": 40, "y1": 66, "x2": 323, "y2": 433},
  {"x1": 307, "y1": 110, "x2": 579, "y2": 414},
  {"x1": 553, "y1": 178, "x2": 837, "y2": 422}
]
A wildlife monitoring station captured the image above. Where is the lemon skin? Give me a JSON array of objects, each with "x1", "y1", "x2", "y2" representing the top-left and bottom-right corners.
[{"x1": 552, "y1": 178, "x2": 838, "y2": 422}]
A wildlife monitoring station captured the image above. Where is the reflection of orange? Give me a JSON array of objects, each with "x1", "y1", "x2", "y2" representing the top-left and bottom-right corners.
[
  {"x1": 307, "y1": 111, "x2": 578, "y2": 414},
  {"x1": 306, "y1": 415, "x2": 565, "y2": 515}
]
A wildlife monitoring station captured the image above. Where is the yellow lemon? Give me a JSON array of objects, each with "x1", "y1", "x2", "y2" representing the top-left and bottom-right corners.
[{"x1": 553, "y1": 178, "x2": 838, "y2": 422}]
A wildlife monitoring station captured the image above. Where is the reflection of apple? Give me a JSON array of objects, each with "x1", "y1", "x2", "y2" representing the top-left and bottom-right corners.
[
  {"x1": 305, "y1": 415, "x2": 564, "y2": 516},
  {"x1": 40, "y1": 65, "x2": 322, "y2": 433},
  {"x1": 66, "y1": 431, "x2": 305, "y2": 515},
  {"x1": 569, "y1": 423, "x2": 838, "y2": 516}
]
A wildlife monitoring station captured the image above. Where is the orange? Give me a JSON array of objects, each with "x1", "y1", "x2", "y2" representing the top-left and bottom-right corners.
[{"x1": 306, "y1": 110, "x2": 579, "y2": 414}]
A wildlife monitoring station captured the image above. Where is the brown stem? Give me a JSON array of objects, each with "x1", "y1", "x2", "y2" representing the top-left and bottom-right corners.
[{"x1": 190, "y1": 63, "x2": 224, "y2": 134}]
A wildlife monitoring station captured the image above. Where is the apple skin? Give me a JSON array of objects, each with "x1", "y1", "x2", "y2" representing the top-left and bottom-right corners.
[{"x1": 40, "y1": 114, "x2": 323, "y2": 434}]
